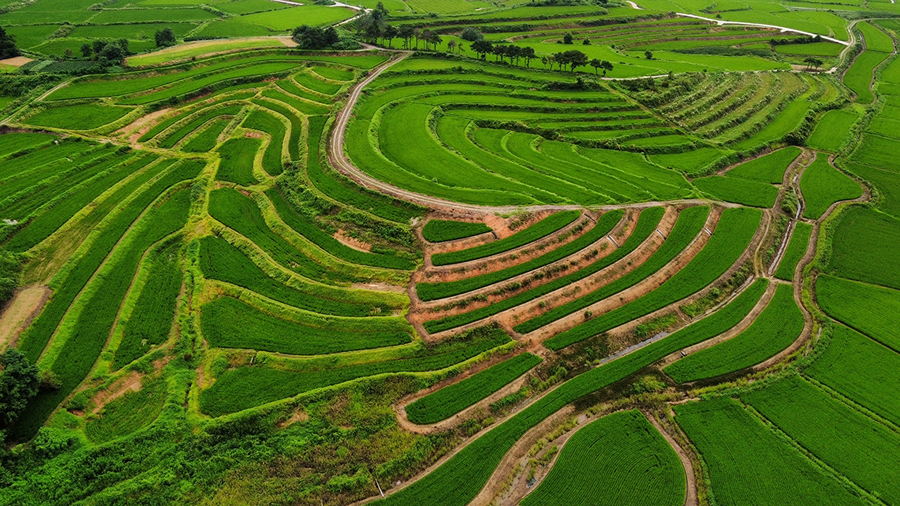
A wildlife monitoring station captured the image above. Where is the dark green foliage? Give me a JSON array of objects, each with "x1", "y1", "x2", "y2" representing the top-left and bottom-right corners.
[
  {"x1": 0, "y1": 27, "x2": 19, "y2": 59},
  {"x1": 266, "y1": 188, "x2": 416, "y2": 270},
  {"x1": 431, "y1": 211, "x2": 580, "y2": 266},
  {"x1": 113, "y1": 239, "x2": 183, "y2": 370},
  {"x1": 155, "y1": 27, "x2": 176, "y2": 48},
  {"x1": 406, "y1": 353, "x2": 541, "y2": 424},
  {"x1": 292, "y1": 25, "x2": 340, "y2": 49},
  {"x1": 0, "y1": 349, "x2": 40, "y2": 439},
  {"x1": 0, "y1": 249, "x2": 20, "y2": 305},
  {"x1": 200, "y1": 297, "x2": 412, "y2": 355},
  {"x1": 421, "y1": 220, "x2": 491, "y2": 243},
  {"x1": 200, "y1": 325, "x2": 512, "y2": 416}
]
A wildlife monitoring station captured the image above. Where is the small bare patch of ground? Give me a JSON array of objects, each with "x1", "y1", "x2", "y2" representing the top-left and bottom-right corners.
[
  {"x1": 423, "y1": 210, "x2": 555, "y2": 256},
  {"x1": 351, "y1": 282, "x2": 406, "y2": 293},
  {"x1": 0, "y1": 285, "x2": 51, "y2": 349},
  {"x1": 279, "y1": 408, "x2": 309, "y2": 427},
  {"x1": 0, "y1": 56, "x2": 32, "y2": 67},
  {"x1": 91, "y1": 370, "x2": 143, "y2": 414},
  {"x1": 335, "y1": 229, "x2": 371, "y2": 251},
  {"x1": 124, "y1": 108, "x2": 171, "y2": 144},
  {"x1": 244, "y1": 131, "x2": 263, "y2": 139}
]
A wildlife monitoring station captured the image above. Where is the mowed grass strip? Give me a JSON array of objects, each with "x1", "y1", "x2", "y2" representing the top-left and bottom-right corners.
[
  {"x1": 674, "y1": 398, "x2": 867, "y2": 506},
  {"x1": 200, "y1": 297, "x2": 412, "y2": 355},
  {"x1": 418, "y1": 210, "x2": 622, "y2": 301},
  {"x1": 744, "y1": 375, "x2": 900, "y2": 505},
  {"x1": 423, "y1": 207, "x2": 664, "y2": 333},
  {"x1": 421, "y1": 219, "x2": 491, "y2": 243},
  {"x1": 405, "y1": 353, "x2": 541, "y2": 425},
  {"x1": 664, "y1": 283, "x2": 803, "y2": 382},
  {"x1": 515, "y1": 206, "x2": 709, "y2": 334},
  {"x1": 545, "y1": 207, "x2": 761, "y2": 350},
  {"x1": 522, "y1": 410, "x2": 685, "y2": 506},
  {"x1": 199, "y1": 326, "x2": 512, "y2": 416},
  {"x1": 774, "y1": 222, "x2": 811, "y2": 281},
  {"x1": 431, "y1": 211, "x2": 579, "y2": 266},
  {"x1": 800, "y1": 154, "x2": 861, "y2": 219}
]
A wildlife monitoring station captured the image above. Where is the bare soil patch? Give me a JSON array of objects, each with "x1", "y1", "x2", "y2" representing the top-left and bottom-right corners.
[
  {"x1": 334, "y1": 228, "x2": 372, "y2": 251},
  {"x1": 0, "y1": 285, "x2": 51, "y2": 349},
  {"x1": 0, "y1": 56, "x2": 32, "y2": 67},
  {"x1": 91, "y1": 370, "x2": 143, "y2": 414}
]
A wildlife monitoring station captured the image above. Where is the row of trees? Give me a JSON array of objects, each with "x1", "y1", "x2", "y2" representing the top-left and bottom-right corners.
[
  {"x1": 469, "y1": 41, "x2": 615, "y2": 75},
  {"x1": 79, "y1": 39, "x2": 128, "y2": 63}
]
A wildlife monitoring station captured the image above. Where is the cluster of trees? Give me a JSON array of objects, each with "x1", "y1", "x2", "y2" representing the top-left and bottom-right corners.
[
  {"x1": 771, "y1": 34, "x2": 822, "y2": 46},
  {"x1": 155, "y1": 27, "x2": 176, "y2": 48},
  {"x1": 0, "y1": 349, "x2": 41, "y2": 443},
  {"x1": 0, "y1": 27, "x2": 19, "y2": 59},
  {"x1": 292, "y1": 25, "x2": 340, "y2": 49},
  {"x1": 353, "y1": 6, "x2": 447, "y2": 50},
  {"x1": 471, "y1": 40, "x2": 537, "y2": 67},
  {"x1": 79, "y1": 39, "x2": 128, "y2": 63},
  {"x1": 560, "y1": 32, "x2": 592, "y2": 45},
  {"x1": 803, "y1": 57, "x2": 825, "y2": 70}
]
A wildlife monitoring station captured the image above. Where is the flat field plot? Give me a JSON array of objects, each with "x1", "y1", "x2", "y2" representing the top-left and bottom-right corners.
[
  {"x1": 664, "y1": 283, "x2": 803, "y2": 382},
  {"x1": 405, "y1": 353, "x2": 541, "y2": 424},
  {"x1": 816, "y1": 274, "x2": 900, "y2": 351},
  {"x1": 674, "y1": 398, "x2": 866, "y2": 506},
  {"x1": 844, "y1": 51, "x2": 890, "y2": 104},
  {"x1": 806, "y1": 109, "x2": 858, "y2": 152},
  {"x1": 726, "y1": 147, "x2": 801, "y2": 184},
  {"x1": 24, "y1": 104, "x2": 132, "y2": 130},
  {"x1": 422, "y1": 220, "x2": 491, "y2": 243},
  {"x1": 774, "y1": 222, "x2": 811, "y2": 281},
  {"x1": 827, "y1": 207, "x2": 900, "y2": 289},
  {"x1": 522, "y1": 410, "x2": 685, "y2": 506},
  {"x1": 215, "y1": 137, "x2": 260, "y2": 186},
  {"x1": 693, "y1": 175, "x2": 777, "y2": 208},
  {"x1": 238, "y1": 5, "x2": 355, "y2": 30},
  {"x1": 800, "y1": 154, "x2": 861, "y2": 219},
  {"x1": 744, "y1": 375, "x2": 900, "y2": 505},
  {"x1": 806, "y1": 325, "x2": 900, "y2": 426}
]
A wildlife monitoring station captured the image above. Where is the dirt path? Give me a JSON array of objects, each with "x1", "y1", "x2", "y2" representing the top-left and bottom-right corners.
[
  {"x1": 0, "y1": 285, "x2": 51, "y2": 349},
  {"x1": 675, "y1": 13, "x2": 850, "y2": 46},
  {"x1": 645, "y1": 411, "x2": 698, "y2": 506}
]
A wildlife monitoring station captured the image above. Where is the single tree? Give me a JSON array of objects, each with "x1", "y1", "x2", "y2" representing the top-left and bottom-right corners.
[
  {"x1": 0, "y1": 27, "x2": 19, "y2": 59},
  {"x1": 583, "y1": 38, "x2": 590, "y2": 45},
  {"x1": 590, "y1": 58, "x2": 602, "y2": 74},
  {"x1": 447, "y1": 39, "x2": 456, "y2": 53},
  {"x1": 427, "y1": 32, "x2": 442, "y2": 51},
  {"x1": 413, "y1": 27, "x2": 422, "y2": 49},
  {"x1": 471, "y1": 39, "x2": 492, "y2": 59},
  {"x1": 601, "y1": 60, "x2": 613, "y2": 75},
  {"x1": 0, "y1": 348, "x2": 40, "y2": 440},
  {"x1": 460, "y1": 26, "x2": 483, "y2": 41},
  {"x1": 91, "y1": 39, "x2": 106, "y2": 57},
  {"x1": 563, "y1": 32, "x2": 574, "y2": 45},
  {"x1": 644, "y1": 50, "x2": 653, "y2": 60},
  {"x1": 382, "y1": 24, "x2": 398, "y2": 48},
  {"x1": 522, "y1": 46, "x2": 535, "y2": 68},
  {"x1": 398, "y1": 24, "x2": 414, "y2": 49},
  {"x1": 80, "y1": 42, "x2": 92, "y2": 58},
  {"x1": 375, "y1": 1, "x2": 389, "y2": 15},
  {"x1": 565, "y1": 49, "x2": 588, "y2": 72},
  {"x1": 154, "y1": 27, "x2": 176, "y2": 48}
]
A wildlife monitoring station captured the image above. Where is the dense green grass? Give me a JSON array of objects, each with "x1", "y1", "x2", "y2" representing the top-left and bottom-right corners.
[
  {"x1": 693, "y1": 176, "x2": 778, "y2": 208},
  {"x1": 844, "y1": 51, "x2": 890, "y2": 104},
  {"x1": 806, "y1": 109, "x2": 858, "y2": 152},
  {"x1": 158, "y1": 105, "x2": 243, "y2": 148},
  {"x1": 198, "y1": 236, "x2": 389, "y2": 316},
  {"x1": 85, "y1": 377, "x2": 167, "y2": 444},
  {"x1": 181, "y1": 120, "x2": 229, "y2": 153},
  {"x1": 800, "y1": 154, "x2": 862, "y2": 219},
  {"x1": 13, "y1": 189, "x2": 192, "y2": 440},
  {"x1": 431, "y1": 211, "x2": 580, "y2": 266},
  {"x1": 516, "y1": 206, "x2": 709, "y2": 334},
  {"x1": 200, "y1": 297, "x2": 412, "y2": 355},
  {"x1": 522, "y1": 410, "x2": 685, "y2": 506},
  {"x1": 816, "y1": 274, "x2": 900, "y2": 352},
  {"x1": 774, "y1": 222, "x2": 811, "y2": 281},
  {"x1": 664, "y1": 284, "x2": 803, "y2": 382},
  {"x1": 726, "y1": 147, "x2": 801, "y2": 184},
  {"x1": 806, "y1": 325, "x2": 900, "y2": 426},
  {"x1": 113, "y1": 239, "x2": 182, "y2": 370},
  {"x1": 421, "y1": 220, "x2": 491, "y2": 243},
  {"x1": 423, "y1": 207, "x2": 663, "y2": 333},
  {"x1": 859, "y1": 21, "x2": 895, "y2": 53},
  {"x1": 545, "y1": 207, "x2": 761, "y2": 350},
  {"x1": 674, "y1": 398, "x2": 866, "y2": 506},
  {"x1": 265, "y1": 189, "x2": 416, "y2": 270},
  {"x1": 405, "y1": 353, "x2": 541, "y2": 425},
  {"x1": 243, "y1": 110, "x2": 286, "y2": 176},
  {"x1": 25, "y1": 104, "x2": 132, "y2": 130},
  {"x1": 826, "y1": 207, "x2": 900, "y2": 290},
  {"x1": 199, "y1": 326, "x2": 512, "y2": 416},
  {"x1": 376, "y1": 276, "x2": 769, "y2": 506},
  {"x1": 417, "y1": 210, "x2": 621, "y2": 301},
  {"x1": 207, "y1": 188, "x2": 353, "y2": 284},
  {"x1": 215, "y1": 137, "x2": 261, "y2": 186},
  {"x1": 745, "y1": 375, "x2": 900, "y2": 505}
]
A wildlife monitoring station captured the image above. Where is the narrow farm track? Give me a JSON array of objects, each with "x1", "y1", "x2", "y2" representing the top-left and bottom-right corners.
[{"x1": 644, "y1": 412, "x2": 699, "y2": 506}]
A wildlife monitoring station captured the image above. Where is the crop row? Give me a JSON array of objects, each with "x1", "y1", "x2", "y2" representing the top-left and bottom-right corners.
[
  {"x1": 431, "y1": 210, "x2": 580, "y2": 266},
  {"x1": 405, "y1": 352, "x2": 542, "y2": 425},
  {"x1": 242, "y1": 110, "x2": 286, "y2": 176},
  {"x1": 423, "y1": 207, "x2": 665, "y2": 334},
  {"x1": 417, "y1": 210, "x2": 622, "y2": 301},
  {"x1": 421, "y1": 219, "x2": 492, "y2": 243},
  {"x1": 545, "y1": 207, "x2": 761, "y2": 350},
  {"x1": 515, "y1": 205, "x2": 709, "y2": 334}
]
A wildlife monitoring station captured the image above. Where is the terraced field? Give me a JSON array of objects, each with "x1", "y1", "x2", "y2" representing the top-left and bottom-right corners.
[{"x1": 1, "y1": 4, "x2": 899, "y2": 506}]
